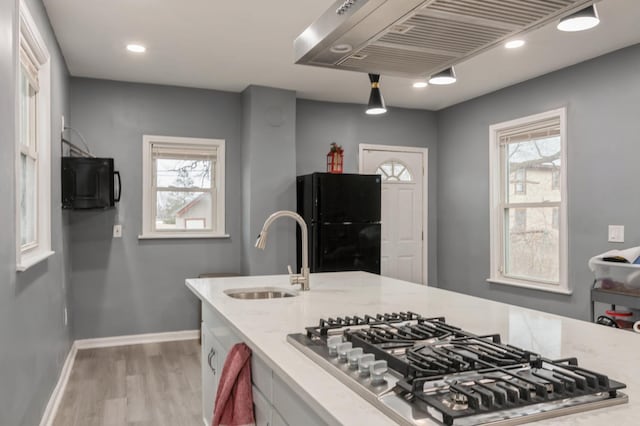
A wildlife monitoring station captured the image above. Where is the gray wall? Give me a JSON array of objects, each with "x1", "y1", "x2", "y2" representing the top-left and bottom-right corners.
[
  {"x1": 436, "y1": 44, "x2": 640, "y2": 320},
  {"x1": 66, "y1": 43, "x2": 640, "y2": 338},
  {"x1": 67, "y1": 84, "x2": 438, "y2": 339},
  {"x1": 296, "y1": 100, "x2": 439, "y2": 284},
  {"x1": 241, "y1": 86, "x2": 297, "y2": 276},
  {"x1": 68, "y1": 78, "x2": 243, "y2": 339},
  {"x1": 0, "y1": 0, "x2": 71, "y2": 425}
]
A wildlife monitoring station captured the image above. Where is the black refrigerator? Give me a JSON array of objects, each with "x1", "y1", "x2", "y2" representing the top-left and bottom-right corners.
[{"x1": 296, "y1": 173, "x2": 381, "y2": 274}]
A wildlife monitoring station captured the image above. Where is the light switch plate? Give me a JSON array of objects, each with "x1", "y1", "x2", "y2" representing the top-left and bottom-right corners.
[
  {"x1": 608, "y1": 225, "x2": 624, "y2": 243},
  {"x1": 113, "y1": 224, "x2": 122, "y2": 238}
]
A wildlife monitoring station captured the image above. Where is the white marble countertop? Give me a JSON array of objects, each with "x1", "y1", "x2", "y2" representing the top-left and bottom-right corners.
[{"x1": 186, "y1": 271, "x2": 640, "y2": 425}]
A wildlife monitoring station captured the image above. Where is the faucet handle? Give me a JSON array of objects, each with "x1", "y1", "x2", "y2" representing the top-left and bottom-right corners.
[{"x1": 287, "y1": 265, "x2": 293, "y2": 275}]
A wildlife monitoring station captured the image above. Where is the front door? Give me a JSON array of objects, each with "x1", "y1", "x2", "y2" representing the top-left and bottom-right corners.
[{"x1": 360, "y1": 145, "x2": 426, "y2": 284}]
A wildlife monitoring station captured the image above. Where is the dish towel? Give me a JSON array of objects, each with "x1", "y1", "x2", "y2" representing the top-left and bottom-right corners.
[{"x1": 212, "y1": 343, "x2": 255, "y2": 426}]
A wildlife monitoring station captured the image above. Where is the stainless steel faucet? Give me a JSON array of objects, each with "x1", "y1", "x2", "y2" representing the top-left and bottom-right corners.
[{"x1": 255, "y1": 210, "x2": 310, "y2": 291}]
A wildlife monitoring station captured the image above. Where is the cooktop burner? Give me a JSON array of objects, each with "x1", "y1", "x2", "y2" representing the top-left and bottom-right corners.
[{"x1": 287, "y1": 311, "x2": 627, "y2": 426}]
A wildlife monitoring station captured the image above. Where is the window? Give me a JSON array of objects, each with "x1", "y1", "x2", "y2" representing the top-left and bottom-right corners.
[
  {"x1": 16, "y1": 2, "x2": 53, "y2": 271},
  {"x1": 141, "y1": 135, "x2": 227, "y2": 239},
  {"x1": 489, "y1": 108, "x2": 568, "y2": 293},
  {"x1": 375, "y1": 160, "x2": 412, "y2": 182}
]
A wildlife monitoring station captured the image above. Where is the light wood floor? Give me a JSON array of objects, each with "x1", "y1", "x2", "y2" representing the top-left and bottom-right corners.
[{"x1": 53, "y1": 340, "x2": 202, "y2": 426}]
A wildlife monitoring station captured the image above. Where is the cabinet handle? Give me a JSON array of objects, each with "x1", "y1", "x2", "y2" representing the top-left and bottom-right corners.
[{"x1": 208, "y1": 348, "x2": 216, "y2": 375}]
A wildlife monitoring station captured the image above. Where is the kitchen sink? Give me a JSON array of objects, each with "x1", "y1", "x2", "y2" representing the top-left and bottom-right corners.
[{"x1": 224, "y1": 287, "x2": 297, "y2": 300}]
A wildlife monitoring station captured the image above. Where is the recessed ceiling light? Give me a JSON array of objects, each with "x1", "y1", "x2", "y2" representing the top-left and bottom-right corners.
[
  {"x1": 428, "y1": 67, "x2": 457, "y2": 85},
  {"x1": 505, "y1": 39, "x2": 525, "y2": 49},
  {"x1": 330, "y1": 44, "x2": 352, "y2": 54},
  {"x1": 126, "y1": 44, "x2": 146, "y2": 53},
  {"x1": 413, "y1": 81, "x2": 428, "y2": 88},
  {"x1": 557, "y1": 5, "x2": 600, "y2": 32}
]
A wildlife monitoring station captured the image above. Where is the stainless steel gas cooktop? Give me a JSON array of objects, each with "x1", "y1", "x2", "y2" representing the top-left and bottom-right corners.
[{"x1": 287, "y1": 312, "x2": 627, "y2": 425}]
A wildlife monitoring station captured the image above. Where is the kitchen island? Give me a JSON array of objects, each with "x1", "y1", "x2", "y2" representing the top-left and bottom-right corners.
[{"x1": 186, "y1": 271, "x2": 639, "y2": 425}]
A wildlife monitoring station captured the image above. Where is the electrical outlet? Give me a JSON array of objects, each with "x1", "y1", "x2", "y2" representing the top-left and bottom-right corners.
[
  {"x1": 608, "y1": 225, "x2": 624, "y2": 243},
  {"x1": 113, "y1": 224, "x2": 122, "y2": 238}
]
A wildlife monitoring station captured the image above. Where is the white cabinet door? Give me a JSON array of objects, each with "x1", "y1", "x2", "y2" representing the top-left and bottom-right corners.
[
  {"x1": 202, "y1": 326, "x2": 224, "y2": 426},
  {"x1": 252, "y1": 386, "x2": 273, "y2": 426},
  {"x1": 272, "y1": 376, "x2": 325, "y2": 426},
  {"x1": 272, "y1": 409, "x2": 288, "y2": 426}
]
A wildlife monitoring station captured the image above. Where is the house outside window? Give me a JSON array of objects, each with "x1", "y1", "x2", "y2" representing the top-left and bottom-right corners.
[
  {"x1": 140, "y1": 135, "x2": 227, "y2": 239},
  {"x1": 551, "y1": 169, "x2": 560, "y2": 190},
  {"x1": 512, "y1": 208, "x2": 527, "y2": 232},
  {"x1": 489, "y1": 108, "x2": 568, "y2": 294},
  {"x1": 513, "y1": 168, "x2": 526, "y2": 194},
  {"x1": 16, "y1": 2, "x2": 53, "y2": 271}
]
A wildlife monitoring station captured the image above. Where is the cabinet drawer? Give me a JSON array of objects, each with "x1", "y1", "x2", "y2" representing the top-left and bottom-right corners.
[
  {"x1": 251, "y1": 354, "x2": 273, "y2": 402},
  {"x1": 202, "y1": 304, "x2": 241, "y2": 351},
  {"x1": 273, "y1": 375, "x2": 327, "y2": 426}
]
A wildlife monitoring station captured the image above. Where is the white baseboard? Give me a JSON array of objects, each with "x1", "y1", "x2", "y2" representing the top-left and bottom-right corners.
[
  {"x1": 40, "y1": 330, "x2": 199, "y2": 425},
  {"x1": 39, "y1": 342, "x2": 78, "y2": 426},
  {"x1": 74, "y1": 329, "x2": 199, "y2": 349}
]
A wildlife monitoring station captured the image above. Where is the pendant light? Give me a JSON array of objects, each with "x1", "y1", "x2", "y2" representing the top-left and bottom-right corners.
[
  {"x1": 428, "y1": 67, "x2": 457, "y2": 85},
  {"x1": 366, "y1": 73, "x2": 387, "y2": 115},
  {"x1": 557, "y1": 5, "x2": 600, "y2": 32}
]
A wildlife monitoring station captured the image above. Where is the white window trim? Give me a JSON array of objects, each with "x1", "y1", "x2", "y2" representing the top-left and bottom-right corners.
[
  {"x1": 488, "y1": 108, "x2": 570, "y2": 294},
  {"x1": 139, "y1": 135, "x2": 228, "y2": 239},
  {"x1": 16, "y1": 2, "x2": 53, "y2": 272}
]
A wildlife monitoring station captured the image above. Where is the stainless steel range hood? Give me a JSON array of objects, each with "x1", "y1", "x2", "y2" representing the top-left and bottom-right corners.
[{"x1": 294, "y1": 0, "x2": 597, "y2": 78}]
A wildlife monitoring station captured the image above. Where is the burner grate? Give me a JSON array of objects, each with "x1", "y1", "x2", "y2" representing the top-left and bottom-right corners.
[
  {"x1": 289, "y1": 311, "x2": 628, "y2": 426},
  {"x1": 400, "y1": 359, "x2": 627, "y2": 426},
  {"x1": 344, "y1": 316, "x2": 463, "y2": 376},
  {"x1": 407, "y1": 334, "x2": 534, "y2": 374},
  {"x1": 306, "y1": 311, "x2": 425, "y2": 338}
]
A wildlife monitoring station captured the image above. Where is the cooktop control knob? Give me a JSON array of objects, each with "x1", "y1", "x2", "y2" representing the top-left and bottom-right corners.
[
  {"x1": 347, "y1": 348, "x2": 364, "y2": 370},
  {"x1": 327, "y1": 336, "x2": 343, "y2": 357},
  {"x1": 358, "y1": 354, "x2": 375, "y2": 377},
  {"x1": 370, "y1": 360, "x2": 388, "y2": 386},
  {"x1": 337, "y1": 342, "x2": 353, "y2": 363}
]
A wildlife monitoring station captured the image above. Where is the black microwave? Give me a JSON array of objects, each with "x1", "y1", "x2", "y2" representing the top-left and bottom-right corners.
[{"x1": 62, "y1": 157, "x2": 121, "y2": 209}]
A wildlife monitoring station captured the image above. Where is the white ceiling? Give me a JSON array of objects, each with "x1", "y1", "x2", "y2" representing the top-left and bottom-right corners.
[{"x1": 43, "y1": 0, "x2": 640, "y2": 111}]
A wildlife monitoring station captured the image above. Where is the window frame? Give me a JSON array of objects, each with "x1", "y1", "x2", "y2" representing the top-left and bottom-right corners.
[
  {"x1": 16, "y1": 1, "x2": 53, "y2": 272},
  {"x1": 140, "y1": 135, "x2": 228, "y2": 239},
  {"x1": 488, "y1": 108, "x2": 569, "y2": 294}
]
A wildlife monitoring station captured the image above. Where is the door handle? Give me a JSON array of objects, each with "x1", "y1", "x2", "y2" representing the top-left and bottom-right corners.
[
  {"x1": 114, "y1": 171, "x2": 122, "y2": 202},
  {"x1": 207, "y1": 348, "x2": 216, "y2": 375}
]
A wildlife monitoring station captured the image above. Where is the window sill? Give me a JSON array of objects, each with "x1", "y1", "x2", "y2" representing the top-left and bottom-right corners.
[
  {"x1": 138, "y1": 233, "x2": 230, "y2": 240},
  {"x1": 486, "y1": 277, "x2": 572, "y2": 295},
  {"x1": 17, "y1": 250, "x2": 55, "y2": 272}
]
